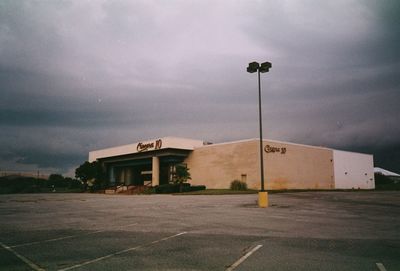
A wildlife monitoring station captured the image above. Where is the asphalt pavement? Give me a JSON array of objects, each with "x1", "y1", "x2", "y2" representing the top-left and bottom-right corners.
[{"x1": 0, "y1": 191, "x2": 399, "y2": 270}]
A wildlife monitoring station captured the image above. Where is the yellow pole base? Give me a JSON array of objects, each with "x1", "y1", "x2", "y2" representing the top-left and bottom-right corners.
[{"x1": 258, "y1": 191, "x2": 269, "y2": 208}]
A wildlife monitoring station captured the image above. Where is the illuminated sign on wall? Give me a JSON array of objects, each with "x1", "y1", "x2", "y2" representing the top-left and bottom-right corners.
[
  {"x1": 264, "y1": 145, "x2": 287, "y2": 154},
  {"x1": 137, "y1": 139, "x2": 162, "y2": 152}
]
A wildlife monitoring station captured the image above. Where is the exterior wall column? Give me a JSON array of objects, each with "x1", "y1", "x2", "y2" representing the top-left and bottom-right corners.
[
  {"x1": 125, "y1": 168, "x2": 132, "y2": 186},
  {"x1": 152, "y1": 156, "x2": 160, "y2": 186},
  {"x1": 109, "y1": 166, "x2": 115, "y2": 185}
]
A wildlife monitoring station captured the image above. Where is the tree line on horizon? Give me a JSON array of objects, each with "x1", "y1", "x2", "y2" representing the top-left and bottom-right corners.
[
  {"x1": 0, "y1": 173, "x2": 82, "y2": 194},
  {"x1": 2, "y1": 161, "x2": 398, "y2": 194}
]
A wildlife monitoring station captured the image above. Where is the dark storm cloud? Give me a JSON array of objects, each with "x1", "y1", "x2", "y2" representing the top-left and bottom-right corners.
[
  {"x1": 239, "y1": 1, "x2": 400, "y2": 146},
  {"x1": 0, "y1": 0, "x2": 399, "y2": 174},
  {"x1": 15, "y1": 149, "x2": 84, "y2": 170}
]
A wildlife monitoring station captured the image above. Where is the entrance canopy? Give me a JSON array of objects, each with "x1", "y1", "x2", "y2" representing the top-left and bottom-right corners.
[
  {"x1": 89, "y1": 137, "x2": 205, "y2": 162},
  {"x1": 89, "y1": 137, "x2": 206, "y2": 187}
]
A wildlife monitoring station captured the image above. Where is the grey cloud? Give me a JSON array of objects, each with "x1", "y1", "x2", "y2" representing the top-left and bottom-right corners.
[{"x1": 0, "y1": 0, "x2": 399, "y2": 174}]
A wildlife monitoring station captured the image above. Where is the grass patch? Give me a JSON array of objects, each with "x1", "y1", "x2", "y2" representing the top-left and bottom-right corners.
[
  {"x1": 268, "y1": 189, "x2": 377, "y2": 194},
  {"x1": 173, "y1": 188, "x2": 384, "y2": 195},
  {"x1": 173, "y1": 189, "x2": 258, "y2": 195}
]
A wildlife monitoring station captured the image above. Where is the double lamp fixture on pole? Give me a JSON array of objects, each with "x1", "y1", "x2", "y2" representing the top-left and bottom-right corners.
[{"x1": 246, "y1": 61, "x2": 272, "y2": 208}]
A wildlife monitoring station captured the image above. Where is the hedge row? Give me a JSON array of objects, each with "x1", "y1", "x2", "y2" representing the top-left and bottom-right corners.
[{"x1": 154, "y1": 183, "x2": 206, "y2": 194}]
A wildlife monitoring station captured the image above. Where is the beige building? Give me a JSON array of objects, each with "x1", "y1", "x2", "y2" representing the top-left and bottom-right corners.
[{"x1": 89, "y1": 137, "x2": 375, "y2": 190}]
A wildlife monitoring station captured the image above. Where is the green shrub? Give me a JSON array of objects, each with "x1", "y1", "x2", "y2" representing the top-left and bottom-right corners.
[
  {"x1": 173, "y1": 164, "x2": 191, "y2": 184},
  {"x1": 189, "y1": 185, "x2": 206, "y2": 192},
  {"x1": 230, "y1": 180, "x2": 247, "y2": 191},
  {"x1": 141, "y1": 187, "x2": 155, "y2": 194},
  {"x1": 155, "y1": 183, "x2": 190, "y2": 194},
  {"x1": 154, "y1": 183, "x2": 206, "y2": 193}
]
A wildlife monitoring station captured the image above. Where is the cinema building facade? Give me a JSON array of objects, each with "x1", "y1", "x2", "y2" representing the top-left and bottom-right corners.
[{"x1": 89, "y1": 137, "x2": 375, "y2": 190}]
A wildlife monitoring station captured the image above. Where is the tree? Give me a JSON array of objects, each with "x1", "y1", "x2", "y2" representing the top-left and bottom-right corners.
[
  {"x1": 64, "y1": 177, "x2": 83, "y2": 189},
  {"x1": 75, "y1": 161, "x2": 105, "y2": 191},
  {"x1": 173, "y1": 164, "x2": 191, "y2": 192},
  {"x1": 48, "y1": 174, "x2": 67, "y2": 188}
]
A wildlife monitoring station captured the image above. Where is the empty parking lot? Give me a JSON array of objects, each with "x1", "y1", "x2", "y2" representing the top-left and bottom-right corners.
[{"x1": 0, "y1": 191, "x2": 399, "y2": 270}]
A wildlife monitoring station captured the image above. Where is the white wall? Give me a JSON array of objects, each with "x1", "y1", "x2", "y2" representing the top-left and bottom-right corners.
[{"x1": 333, "y1": 150, "x2": 375, "y2": 189}]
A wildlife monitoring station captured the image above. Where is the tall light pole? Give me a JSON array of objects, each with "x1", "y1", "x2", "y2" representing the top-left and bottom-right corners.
[{"x1": 247, "y1": 61, "x2": 271, "y2": 208}]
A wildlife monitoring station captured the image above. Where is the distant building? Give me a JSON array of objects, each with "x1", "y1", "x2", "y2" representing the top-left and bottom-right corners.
[
  {"x1": 89, "y1": 137, "x2": 375, "y2": 190},
  {"x1": 374, "y1": 167, "x2": 400, "y2": 181}
]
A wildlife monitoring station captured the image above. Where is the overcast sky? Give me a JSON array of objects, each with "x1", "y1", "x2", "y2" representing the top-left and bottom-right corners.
[{"x1": 1, "y1": 0, "x2": 399, "y2": 176}]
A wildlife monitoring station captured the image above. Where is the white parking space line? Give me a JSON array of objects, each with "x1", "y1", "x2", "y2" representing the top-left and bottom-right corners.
[
  {"x1": 0, "y1": 241, "x2": 45, "y2": 271},
  {"x1": 10, "y1": 222, "x2": 138, "y2": 248},
  {"x1": 57, "y1": 231, "x2": 187, "y2": 271},
  {"x1": 226, "y1": 244, "x2": 263, "y2": 271},
  {"x1": 376, "y1": 263, "x2": 387, "y2": 271}
]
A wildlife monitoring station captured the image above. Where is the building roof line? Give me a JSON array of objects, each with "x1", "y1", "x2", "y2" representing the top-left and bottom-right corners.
[{"x1": 196, "y1": 138, "x2": 333, "y2": 151}]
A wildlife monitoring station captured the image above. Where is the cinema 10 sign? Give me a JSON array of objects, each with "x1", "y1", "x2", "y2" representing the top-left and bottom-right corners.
[
  {"x1": 136, "y1": 139, "x2": 162, "y2": 153},
  {"x1": 264, "y1": 144, "x2": 287, "y2": 154}
]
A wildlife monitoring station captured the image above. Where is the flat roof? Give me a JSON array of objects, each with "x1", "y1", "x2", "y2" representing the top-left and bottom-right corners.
[
  {"x1": 194, "y1": 138, "x2": 332, "y2": 152},
  {"x1": 89, "y1": 136, "x2": 372, "y2": 162}
]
